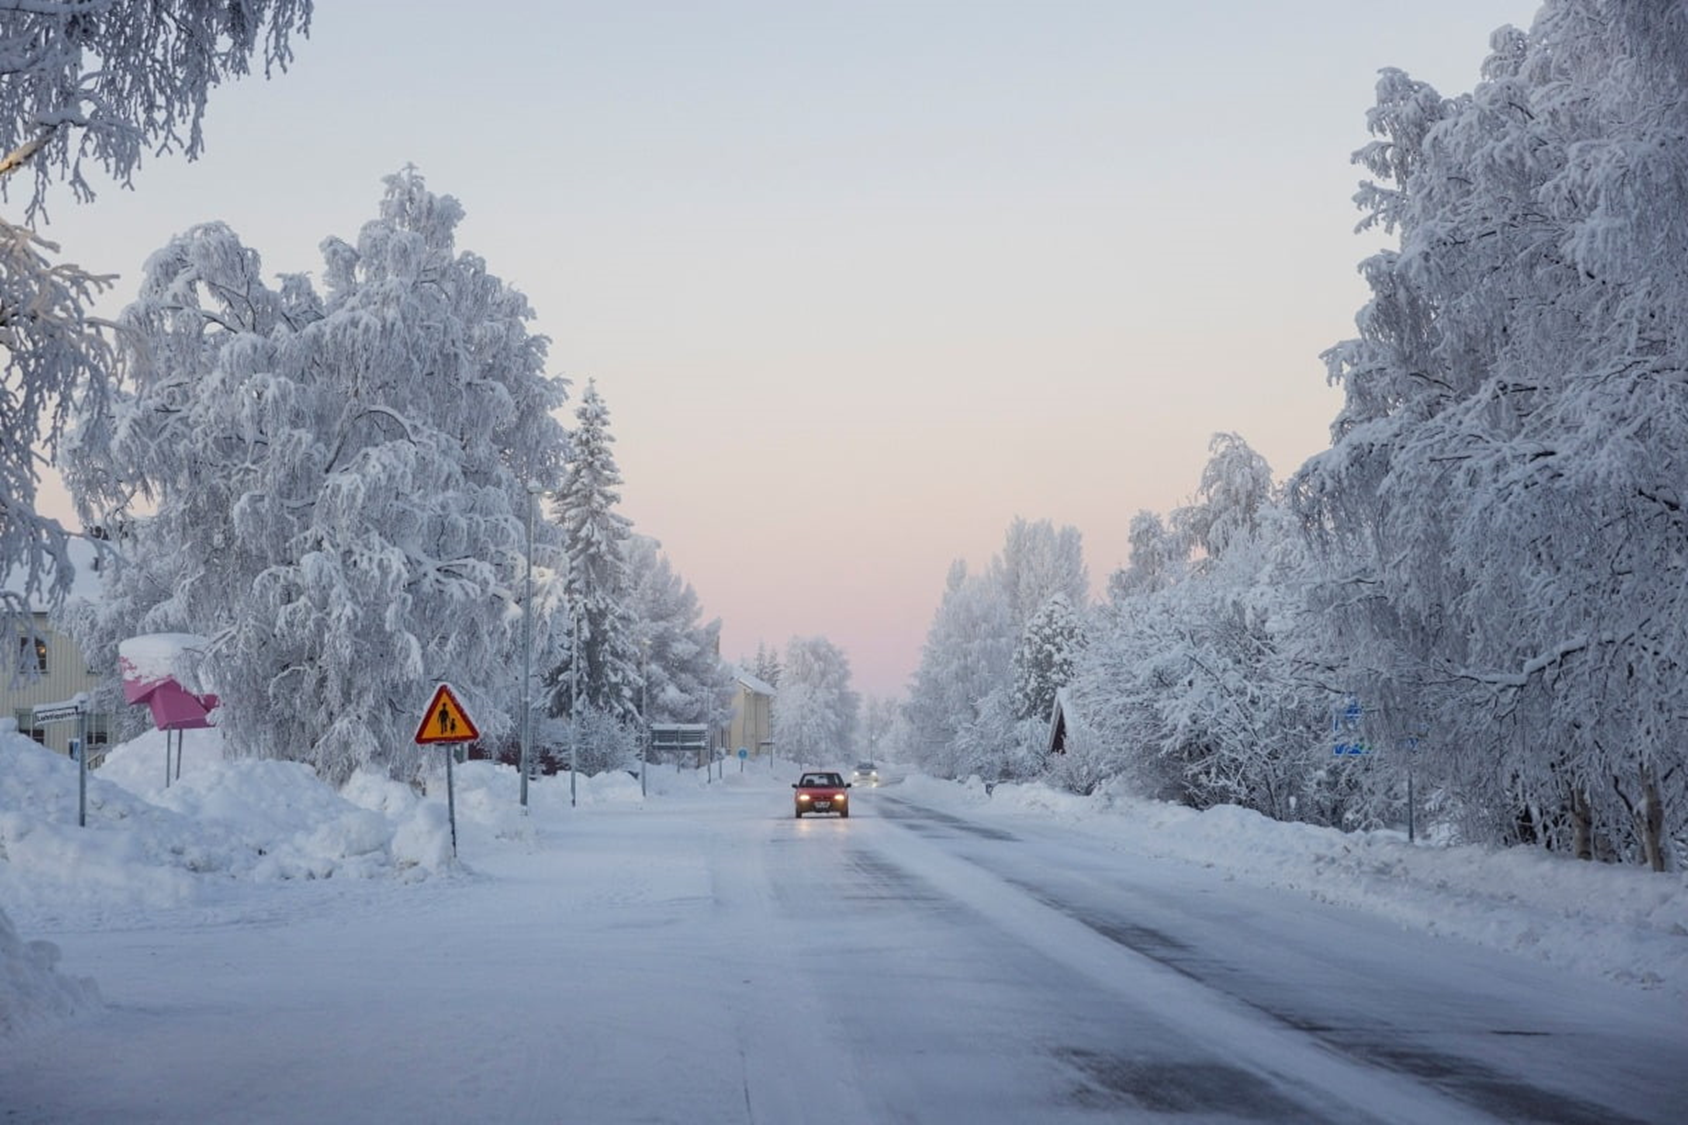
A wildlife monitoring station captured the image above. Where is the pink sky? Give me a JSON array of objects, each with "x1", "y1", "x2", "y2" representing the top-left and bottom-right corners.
[{"x1": 32, "y1": 1, "x2": 1538, "y2": 698}]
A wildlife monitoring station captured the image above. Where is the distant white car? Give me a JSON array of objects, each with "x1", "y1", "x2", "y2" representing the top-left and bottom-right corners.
[{"x1": 851, "y1": 761, "x2": 880, "y2": 787}]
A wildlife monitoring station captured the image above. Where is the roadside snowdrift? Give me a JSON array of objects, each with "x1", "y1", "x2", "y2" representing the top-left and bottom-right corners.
[{"x1": 897, "y1": 773, "x2": 1688, "y2": 998}]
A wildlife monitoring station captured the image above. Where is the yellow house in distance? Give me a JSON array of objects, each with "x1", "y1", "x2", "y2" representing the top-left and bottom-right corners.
[
  {"x1": 1, "y1": 539, "x2": 114, "y2": 756},
  {"x1": 725, "y1": 668, "x2": 776, "y2": 761}
]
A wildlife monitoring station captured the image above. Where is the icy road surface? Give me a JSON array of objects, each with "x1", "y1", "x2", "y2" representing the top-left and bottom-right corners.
[{"x1": 4, "y1": 773, "x2": 1683, "y2": 1124}]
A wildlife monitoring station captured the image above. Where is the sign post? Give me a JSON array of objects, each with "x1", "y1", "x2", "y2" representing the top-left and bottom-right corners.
[
  {"x1": 34, "y1": 695, "x2": 89, "y2": 826},
  {"x1": 413, "y1": 683, "x2": 481, "y2": 858},
  {"x1": 738, "y1": 746, "x2": 748, "y2": 773}
]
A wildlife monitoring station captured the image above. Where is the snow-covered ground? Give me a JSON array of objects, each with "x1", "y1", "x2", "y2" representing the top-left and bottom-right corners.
[{"x1": 2, "y1": 731, "x2": 1684, "y2": 1121}]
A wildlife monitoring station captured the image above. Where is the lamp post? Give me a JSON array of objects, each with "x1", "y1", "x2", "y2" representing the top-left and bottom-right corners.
[
  {"x1": 519, "y1": 482, "x2": 543, "y2": 810},
  {"x1": 639, "y1": 638, "x2": 649, "y2": 799},
  {"x1": 569, "y1": 547, "x2": 579, "y2": 808}
]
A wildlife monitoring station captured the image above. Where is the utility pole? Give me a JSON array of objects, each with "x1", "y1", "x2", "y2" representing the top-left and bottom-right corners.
[
  {"x1": 640, "y1": 638, "x2": 649, "y2": 798},
  {"x1": 519, "y1": 483, "x2": 541, "y2": 810},
  {"x1": 569, "y1": 549, "x2": 579, "y2": 809}
]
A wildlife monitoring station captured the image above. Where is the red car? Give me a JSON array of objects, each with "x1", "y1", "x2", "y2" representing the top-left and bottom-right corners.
[{"x1": 793, "y1": 772, "x2": 851, "y2": 818}]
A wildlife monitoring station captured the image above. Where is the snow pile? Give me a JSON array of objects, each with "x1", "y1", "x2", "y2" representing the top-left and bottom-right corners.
[
  {"x1": 1, "y1": 729, "x2": 671, "y2": 921},
  {"x1": 0, "y1": 908, "x2": 99, "y2": 1041},
  {"x1": 0, "y1": 732, "x2": 248, "y2": 916},
  {"x1": 897, "y1": 773, "x2": 1688, "y2": 999},
  {"x1": 0, "y1": 729, "x2": 664, "y2": 1039}
]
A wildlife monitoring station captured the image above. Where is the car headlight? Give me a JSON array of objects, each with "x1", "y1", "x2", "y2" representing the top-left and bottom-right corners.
[
  {"x1": 837, "y1": 793, "x2": 847, "y2": 801},
  {"x1": 798, "y1": 794, "x2": 811, "y2": 801}
]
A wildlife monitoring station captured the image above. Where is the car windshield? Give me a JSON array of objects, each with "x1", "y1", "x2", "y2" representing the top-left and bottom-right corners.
[
  {"x1": 856, "y1": 762, "x2": 875, "y2": 771},
  {"x1": 801, "y1": 774, "x2": 842, "y2": 787}
]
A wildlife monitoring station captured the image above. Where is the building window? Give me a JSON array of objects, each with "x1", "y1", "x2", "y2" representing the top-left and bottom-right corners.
[
  {"x1": 12, "y1": 709, "x2": 46, "y2": 745},
  {"x1": 85, "y1": 712, "x2": 111, "y2": 747},
  {"x1": 17, "y1": 635, "x2": 47, "y2": 673}
]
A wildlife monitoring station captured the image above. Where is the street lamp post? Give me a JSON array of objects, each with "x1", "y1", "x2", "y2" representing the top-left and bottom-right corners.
[
  {"x1": 519, "y1": 482, "x2": 543, "y2": 810},
  {"x1": 569, "y1": 557, "x2": 579, "y2": 808},
  {"x1": 639, "y1": 639, "x2": 649, "y2": 799}
]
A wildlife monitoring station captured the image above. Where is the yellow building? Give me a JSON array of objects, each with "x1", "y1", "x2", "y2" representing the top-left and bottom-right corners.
[
  {"x1": 2, "y1": 540, "x2": 113, "y2": 756},
  {"x1": 725, "y1": 668, "x2": 776, "y2": 761}
]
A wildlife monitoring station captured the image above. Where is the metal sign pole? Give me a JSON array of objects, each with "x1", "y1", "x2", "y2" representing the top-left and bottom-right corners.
[
  {"x1": 444, "y1": 744, "x2": 458, "y2": 858},
  {"x1": 1407, "y1": 764, "x2": 1416, "y2": 844},
  {"x1": 76, "y1": 710, "x2": 87, "y2": 828}
]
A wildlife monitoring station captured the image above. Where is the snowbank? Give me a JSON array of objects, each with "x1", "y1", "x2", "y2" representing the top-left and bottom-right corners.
[
  {"x1": 896, "y1": 773, "x2": 1688, "y2": 999},
  {"x1": 0, "y1": 729, "x2": 671, "y2": 1039},
  {"x1": 0, "y1": 729, "x2": 677, "y2": 919},
  {"x1": 0, "y1": 907, "x2": 99, "y2": 1040}
]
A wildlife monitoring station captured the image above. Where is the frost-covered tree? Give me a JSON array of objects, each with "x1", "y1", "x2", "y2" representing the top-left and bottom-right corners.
[
  {"x1": 1293, "y1": 1, "x2": 1688, "y2": 868},
  {"x1": 858, "y1": 694, "x2": 902, "y2": 761},
  {"x1": 990, "y1": 516, "x2": 1088, "y2": 633},
  {"x1": 1, "y1": 1, "x2": 313, "y2": 631},
  {"x1": 748, "y1": 641, "x2": 782, "y2": 689},
  {"x1": 902, "y1": 560, "x2": 1013, "y2": 777},
  {"x1": 544, "y1": 379, "x2": 641, "y2": 728},
  {"x1": 1011, "y1": 593, "x2": 1086, "y2": 722},
  {"x1": 624, "y1": 534, "x2": 734, "y2": 728},
  {"x1": 903, "y1": 518, "x2": 1087, "y2": 778},
  {"x1": 1071, "y1": 435, "x2": 1337, "y2": 820},
  {"x1": 772, "y1": 635, "x2": 858, "y2": 763},
  {"x1": 1175, "y1": 433, "x2": 1274, "y2": 563},
  {"x1": 1104, "y1": 511, "x2": 1184, "y2": 605},
  {"x1": 69, "y1": 170, "x2": 568, "y2": 785}
]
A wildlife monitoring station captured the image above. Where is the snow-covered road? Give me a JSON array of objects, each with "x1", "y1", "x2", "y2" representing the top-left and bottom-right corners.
[{"x1": 3, "y1": 771, "x2": 1683, "y2": 1123}]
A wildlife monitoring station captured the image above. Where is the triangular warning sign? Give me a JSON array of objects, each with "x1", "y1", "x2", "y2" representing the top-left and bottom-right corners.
[{"x1": 414, "y1": 683, "x2": 481, "y2": 744}]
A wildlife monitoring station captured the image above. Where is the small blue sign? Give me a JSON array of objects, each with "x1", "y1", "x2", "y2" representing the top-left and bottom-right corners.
[{"x1": 737, "y1": 747, "x2": 748, "y2": 760}]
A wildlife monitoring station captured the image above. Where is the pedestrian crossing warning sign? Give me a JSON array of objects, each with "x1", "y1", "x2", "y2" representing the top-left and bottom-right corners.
[{"x1": 414, "y1": 683, "x2": 481, "y2": 744}]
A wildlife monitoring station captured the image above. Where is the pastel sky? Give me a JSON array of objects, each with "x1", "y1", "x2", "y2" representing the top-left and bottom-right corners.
[{"x1": 34, "y1": 1, "x2": 1539, "y2": 698}]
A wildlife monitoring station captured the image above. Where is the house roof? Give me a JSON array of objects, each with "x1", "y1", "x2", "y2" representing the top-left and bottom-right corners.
[
  {"x1": 1046, "y1": 686, "x2": 1071, "y2": 755},
  {"x1": 732, "y1": 667, "x2": 777, "y2": 697}
]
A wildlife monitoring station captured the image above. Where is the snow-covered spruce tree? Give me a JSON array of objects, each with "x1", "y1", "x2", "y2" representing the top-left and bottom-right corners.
[
  {"x1": 1292, "y1": 3, "x2": 1688, "y2": 868},
  {"x1": 69, "y1": 171, "x2": 569, "y2": 785},
  {"x1": 543, "y1": 379, "x2": 643, "y2": 768},
  {"x1": 773, "y1": 635, "x2": 859, "y2": 763},
  {"x1": 1011, "y1": 593, "x2": 1086, "y2": 723},
  {"x1": 625, "y1": 534, "x2": 735, "y2": 728},
  {"x1": 2, "y1": 1, "x2": 312, "y2": 629}
]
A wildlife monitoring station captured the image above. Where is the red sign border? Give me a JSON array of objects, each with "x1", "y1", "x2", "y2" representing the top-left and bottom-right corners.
[{"x1": 414, "y1": 682, "x2": 481, "y2": 745}]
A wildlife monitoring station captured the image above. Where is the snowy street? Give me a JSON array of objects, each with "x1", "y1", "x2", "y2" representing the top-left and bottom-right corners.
[{"x1": 3, "y1": 764, "x2": 1682, "y2": 1125}]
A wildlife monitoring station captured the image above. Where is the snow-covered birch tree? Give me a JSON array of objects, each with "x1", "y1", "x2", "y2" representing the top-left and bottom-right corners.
[
  {"x1": 1292, "y1": 1, "x2": 1688, "y2": 867},
  {"x1": 773, "y1": 635, "x2": 858, "y2": 763},
  {"x1": 1, "y1": 1, "x2": 313, "y2": 631},
  {"x1": 70, "y1": 170, "x2": 569, "y2": 784}
]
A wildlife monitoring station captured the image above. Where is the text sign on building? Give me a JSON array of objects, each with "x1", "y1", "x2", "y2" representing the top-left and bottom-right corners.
[{"x1": 414, "y1": 683, "x2": 481, "y2": 745}]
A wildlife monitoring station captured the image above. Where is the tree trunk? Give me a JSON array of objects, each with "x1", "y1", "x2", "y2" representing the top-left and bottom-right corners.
[
  {"x1": 1569, "y1": 788, "x2": 1594, "y2": 861},
  {"x1": 1639, "y1": 766, "x2": 1666, "y2": 873}
]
